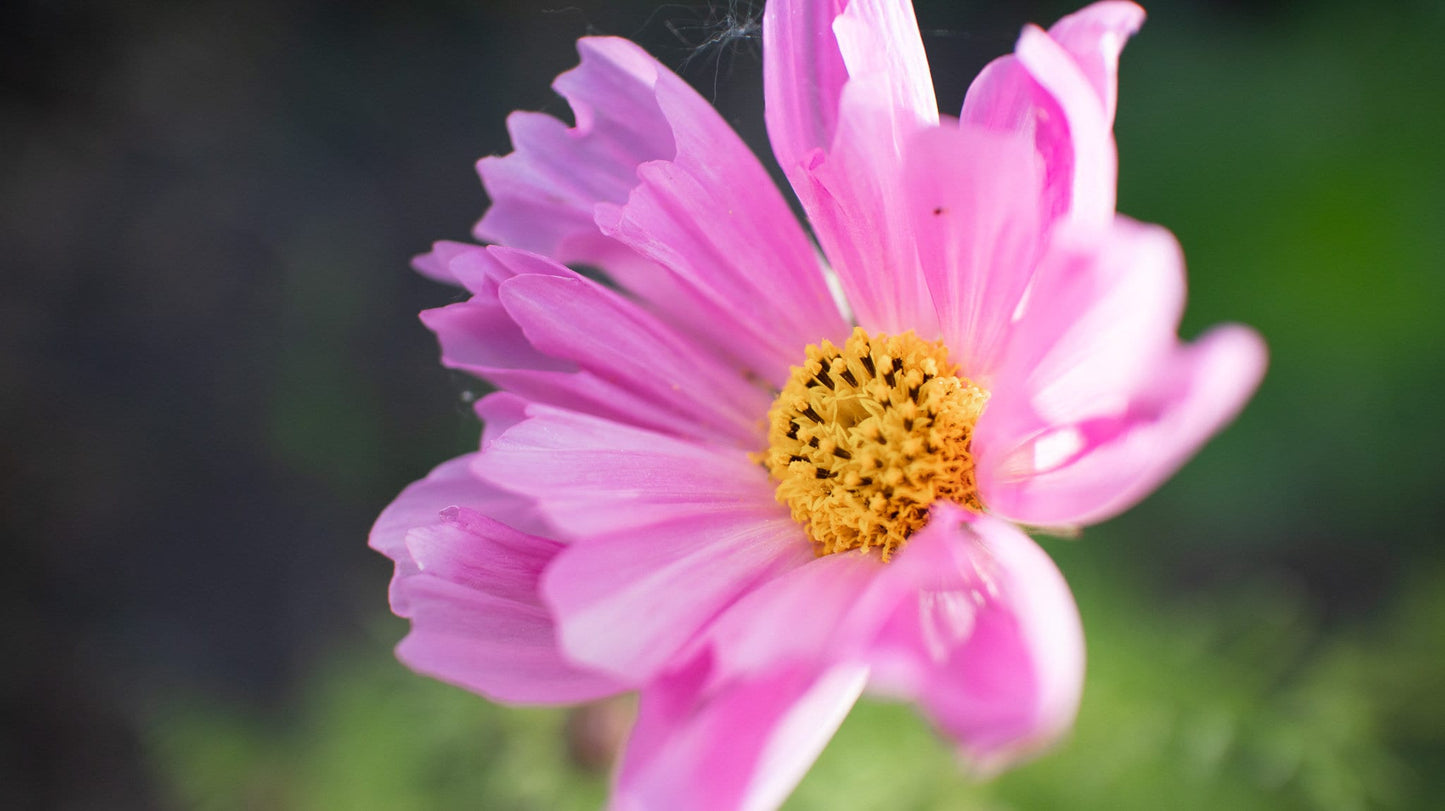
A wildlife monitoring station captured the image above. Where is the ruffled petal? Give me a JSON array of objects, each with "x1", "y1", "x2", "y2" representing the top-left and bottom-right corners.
[
  {"x1": 394, "y1": 507, "x2": 627, "y2": 704},
  {"x1": 614, "y1": 652, "x2": 867, "y2": 811},
  {"x1": 479, "y1": 35, "x2": 843, "y2": 384},
  {"x1": 1012, "y1": 24, "x2": 1115, "y2": 227},
  {"x1": 473, "y1": 404, "x2": 777, "y2": 538},
  {"x1": 901, "y1": 124, "x2": 1045, "y2": 380},
  {"x1": 980, "y1": 325, "x2": 1267, "y2": 528},
  {"x1": 958, "y1": 57, "x2": 1069, "y2": 221},
  {"x1": 961, "y1": 2, "x2": 1144, "y2": 228},
  {"x1": 1042, "y1": 1, "x2": 1146, "y2": 126},
  {"x1": 593, "y1": 44, "x2": 848, "y2": 383},
  {"x1": 474, "y1": 38, "x2": 673, "y2": 281},
  {"x1": 859, "y1": 506, "x2": 1084, "y2": 770},
  {"x1": 419, "y1": 244, "x2": 768, "y2": 446},
  {"x1": 765, "y1": 0, "x2": 941, "y2": 335}
]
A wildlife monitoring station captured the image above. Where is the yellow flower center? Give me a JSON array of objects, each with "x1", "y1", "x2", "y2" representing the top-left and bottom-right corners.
[{"x1": 762, "y1": 327, "x2": 989, "y2": 559}]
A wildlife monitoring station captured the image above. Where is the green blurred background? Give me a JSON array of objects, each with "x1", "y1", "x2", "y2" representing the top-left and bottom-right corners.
[{"x1": 4, "y1": 0, "x2": 1443, "y2": 808}]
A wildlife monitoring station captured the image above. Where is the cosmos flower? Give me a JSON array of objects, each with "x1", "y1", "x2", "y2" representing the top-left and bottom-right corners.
[{"x1": 372, "y1": 1, "x2": 1266, "y2": 808}]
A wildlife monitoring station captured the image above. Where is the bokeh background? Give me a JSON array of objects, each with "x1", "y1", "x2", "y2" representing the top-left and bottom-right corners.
[{"x1": 5, "y1": 0, "x2": 1444, "y2": 808}]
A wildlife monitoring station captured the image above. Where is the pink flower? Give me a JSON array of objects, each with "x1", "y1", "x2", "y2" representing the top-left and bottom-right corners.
[{"x1": 373, "y1": 1, "x2": 1265, "y2": 807}]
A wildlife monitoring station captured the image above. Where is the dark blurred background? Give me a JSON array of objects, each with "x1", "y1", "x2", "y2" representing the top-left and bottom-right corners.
[{"x1": 4, "y1": 0, "x2": 1443, "y2": 808}]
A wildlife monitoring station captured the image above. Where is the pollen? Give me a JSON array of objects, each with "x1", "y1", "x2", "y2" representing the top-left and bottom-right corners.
[{"x1": 761, "y1": 327, "x2": 989, "y2": 560}]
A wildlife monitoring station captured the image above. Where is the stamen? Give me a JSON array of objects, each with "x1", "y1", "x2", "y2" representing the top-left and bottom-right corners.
[{"x1": 760, "y1": 327, "x2": 990, "y2": 560}]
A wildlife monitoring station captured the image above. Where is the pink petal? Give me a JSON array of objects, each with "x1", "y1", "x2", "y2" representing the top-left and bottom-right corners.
[
  {"x1": 404, "y1": 506, "x2": 558, "y2": 606},
  {"x1": 1044, "y1": 1, "x2": 1146, "y2": 126},
  {"x1": 419, "y1": 302, "x2": 692, "y2": 439},
  {"x1": 764, "y1": 0, "x2": 942, "y2": 336},
  {"x1": 961, "y1": 2, "x2": 1144, "y2": 228},
  {"x1": 481, "y1": 99, "x2": 699, "y2": 327},
  {"x1": 981, "y1": 324, "x2": 1267, "y2": 527},
  {"x1": 831, "y1": 0, "x2": 938, "y2": 132},
  {"x1": 979, "y1": 218, "x2": 1187, "y2": 440},
  {"x1": 901, "y1": 124, "x2": 1045, "y2": 380},
  {"x1": 472, "y1": 39, "x2": 750, "y2": 358},
  {"x1": 594, "y1": 56, "x2": 848, "y2": 383},
  {"x1": 397, "y1": 580, "x2": 621, "y2": 705},
  {"x1": 762, "y1": 0, "x2": 848, "y2": 177},
  {"x1": 688, "y1": 509, "x2": 1084, "y2": 774},
  {"x1": 394, "y1": 507, "x2": 627, "y2": 704},
  {"x1": 414, "y1": 244, "x2": 575, "y2": 382},
  {"x1": 860, "y1": 505, "x2": 1084, "y2": 769},
  {"x1": 792, "y1": 74, "x2": 938, "y2": 335},
  {"x1": 472, "y1": 390, "x2": 530, "y2": 450},
  {"x1": 975, "y1": 217, "x2": 1266, "y2": 526},
  {"x1": 419, "y1": 298, "x2": 572, "y2": 375},
  {"x1": 372, "y1": 465, "x2": 616, "y2": 704},
  {"x1": 413, "y1": 241, "x2": 571, "y2": 298},
  {"x1": 614, "y1": 653, "x2": 867, "y2": 811},
  {"x1": 498, "y1": 273, "x2": 771, "y2": 446},
  {"x1": 763, "y1": 0, "x2": 937, "y2": 176},
  {"x1": 542, "y1": 510, "x2": 811, "y2": 682},
  {"x1": 420, "y1": 245, "x2": 766, "y2": 446},
  {"x1": 411, "y1": 241, "x2": 464, "y2": 286},
  {"x1": 473, "y1": 404, "x2": 778, "y2": 539},
  {"x1": 959, "y1": 56, "x2": 1077, "y2": 226},
  {"x1": 371, "y1": 454, "x2": 485, "y2": 565},
  {"x1": 474, "y1": 39, "x2": 671, "y2": 265},
  {"x1": 478, "y1": 36, "x2": 843, "y2": 384},
  {"x1": 704, "y1": 550, "x2": 886, "y2": 678},
  {"x1": 371, "y1": 453, "x2": 545, "y2": 588},
  {"x1": 1013, "y1": 24, "x2": 1115, "y2": 227},
  {"x1": 482, "y1": 407, "x2": 811, "y2": 681}
]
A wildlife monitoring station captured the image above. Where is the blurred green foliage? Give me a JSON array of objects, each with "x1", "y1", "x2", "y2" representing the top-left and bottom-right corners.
[{"x1": 148, "y1": 641, "x2": 608, "y2": 811}]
